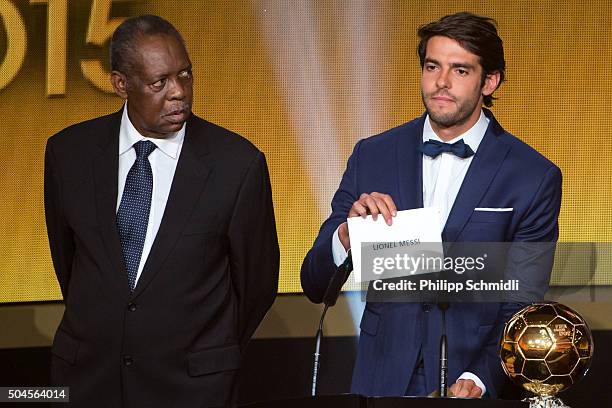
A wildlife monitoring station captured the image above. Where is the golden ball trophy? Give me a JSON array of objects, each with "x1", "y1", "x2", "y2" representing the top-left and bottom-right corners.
[{"x1": 500, "y1": 302, "x2": 594, "y2": 408}]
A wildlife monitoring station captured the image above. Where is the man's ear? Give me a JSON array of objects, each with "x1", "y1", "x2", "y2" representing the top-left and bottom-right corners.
[
  {"x1": 482, "y1": 71, "x2": 501, "y2": 97},
  {"x1": 111, "y1": 71, "x2": 128, "y2": 99}
]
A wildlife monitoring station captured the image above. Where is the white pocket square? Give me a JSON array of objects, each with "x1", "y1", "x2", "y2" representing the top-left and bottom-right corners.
[{"x1": 474, "y1": 207, "x2": 513, "y2": 212}]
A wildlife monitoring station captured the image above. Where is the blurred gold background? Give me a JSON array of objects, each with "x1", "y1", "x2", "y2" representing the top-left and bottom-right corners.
[{"x1": 1, "y1": 0, "x2": 611, "y2": 302}]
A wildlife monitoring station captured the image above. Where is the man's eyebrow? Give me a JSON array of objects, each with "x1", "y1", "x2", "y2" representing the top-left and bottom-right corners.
[
  {"x1": 423, "y1": 57, "x2": 476, "y2": 71},
  {"x1": 147, "y1": 65, "x2": 192, "y2": 81},
  {"x1": 450, "y1": 62, "x2": 476, "y2": 70},
  {"x1": 145, "y1": 75, "x2": 166, "y2": 84}
]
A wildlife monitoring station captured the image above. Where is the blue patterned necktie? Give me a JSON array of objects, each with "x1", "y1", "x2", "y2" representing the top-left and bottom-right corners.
[
  {"x1": 421, "y1": 139, "x2": 475, "y2": 159},
  {"x1": 116, "y1": 140, "x2": 156, "y2": 291}
]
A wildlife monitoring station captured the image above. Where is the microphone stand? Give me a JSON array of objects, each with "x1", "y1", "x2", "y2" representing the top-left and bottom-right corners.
[
  {"x1": 438, "y1": 302, "x2": 449, "y2": 397},
  {"x1": 311, "y1": 303, "x2": 328, "y2": 396},
  {"x1": 311, "y1": 249, "x2": 352, "y2": 397}
]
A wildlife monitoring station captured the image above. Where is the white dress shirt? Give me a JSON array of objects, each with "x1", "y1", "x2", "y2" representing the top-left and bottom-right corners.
[
  {"x1": 117, "y1": 103, "x2": 185, "y2": 285},
  {"x1": 331, "y1": 110, "x2": 490, "y2": 395},
  {"x1": 421, "y1": 110, "x2": 488, "y2": 226}
]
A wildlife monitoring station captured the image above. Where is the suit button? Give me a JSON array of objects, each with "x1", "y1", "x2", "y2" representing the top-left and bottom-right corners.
[
  {"x1": 128, "y1": 303, "x2": 137, "y2": 312},
  {"x1": 123, "y1": 355, "x2": 133, "y2": 366},
  {"x1": 422, "y1": 303, "x2": 432, "y2": 312}
]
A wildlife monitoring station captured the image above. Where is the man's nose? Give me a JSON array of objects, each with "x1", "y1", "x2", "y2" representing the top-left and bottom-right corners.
[
  {"x1": 167, "y1": 77, "x2": 185, "y2": 100},
  {"x1": 436, "y1": 68, "x2": 450, "y2": 88}
]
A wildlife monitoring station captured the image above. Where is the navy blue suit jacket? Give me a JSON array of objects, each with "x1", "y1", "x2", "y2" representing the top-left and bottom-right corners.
[{"x1": 301, "y1": 109, "x2": 562, "y2": 397}]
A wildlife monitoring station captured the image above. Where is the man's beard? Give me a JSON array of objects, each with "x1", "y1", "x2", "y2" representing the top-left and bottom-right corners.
[{"x1": 422, "y1": 90, "x2": 481, "y2": 129}]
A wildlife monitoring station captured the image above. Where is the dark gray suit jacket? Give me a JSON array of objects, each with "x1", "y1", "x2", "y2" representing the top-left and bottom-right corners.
[{"x1": 44, "y1": 109, "x2": 279, "y2": 407}]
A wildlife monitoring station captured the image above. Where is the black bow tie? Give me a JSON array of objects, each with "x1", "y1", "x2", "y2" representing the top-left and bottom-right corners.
[{"x1": 420, "y1": 139, "x2": 475, "y2": 159}]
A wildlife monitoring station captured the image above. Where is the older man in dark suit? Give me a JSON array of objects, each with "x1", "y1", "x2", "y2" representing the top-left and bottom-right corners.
[{"x1": 44, "y1": 14, "x2": 279, "y2": 407}]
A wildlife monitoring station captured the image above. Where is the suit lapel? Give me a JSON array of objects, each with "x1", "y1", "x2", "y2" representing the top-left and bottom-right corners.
[
  {"x1": 396, "y1": 115, "x2": 425, "y2": 210},
  {"x1": 442, "y1": 110, "x2": 510, "y2": 242},
  {"x1": 92, "y1": 109, "x2": 131, "y2": 297},
  {"x1": 132, "y1": 115, "x2": 212, "y2": 298}
]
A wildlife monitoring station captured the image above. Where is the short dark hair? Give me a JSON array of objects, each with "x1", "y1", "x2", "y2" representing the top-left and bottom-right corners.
[
  {"x1": 417, "y1": 12, "x2": 505, "y2": 107},
  {"x1": 110, "y1": 14, "x2": 187, "y2": 75}
]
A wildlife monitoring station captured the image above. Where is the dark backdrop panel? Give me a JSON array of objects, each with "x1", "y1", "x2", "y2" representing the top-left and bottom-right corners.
[{"x1": 0, "y1": 333, "x2": 609, "y2": 407}]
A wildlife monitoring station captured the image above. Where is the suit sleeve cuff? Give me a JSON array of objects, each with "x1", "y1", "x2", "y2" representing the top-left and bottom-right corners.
[
  {"x1": 332, "y1": 225, "x2": 348, "y2": 266},
  {"x1": 458, "y1": 372, "x2": 486, "y2": 397}
]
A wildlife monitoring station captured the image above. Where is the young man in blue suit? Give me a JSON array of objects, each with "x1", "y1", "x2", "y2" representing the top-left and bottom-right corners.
[{"x1": 301, "y1": 12, "x2": 561, "y2": 398}]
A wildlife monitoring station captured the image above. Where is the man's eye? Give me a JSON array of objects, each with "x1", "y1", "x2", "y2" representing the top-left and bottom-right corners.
[
  {"x1": 456, "y1": 68, "x2": 468, "y2": 76},
  {"x1": 425, "y1": 65, "x2": 437, "y2": 71},
  {"x1": 179, "y1": 70, "x2": 192, "y2": 79},
  {"x1": 151, "y1": 79, "x2": 166, "y2": 88}
]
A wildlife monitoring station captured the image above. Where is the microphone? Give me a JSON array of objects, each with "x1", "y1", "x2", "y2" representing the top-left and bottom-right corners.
[
  {"x1": 323, "y1": 249, "x2": 353, "y2": 306},
  {"x1": 438, "y1": 302, "x2": 449, "y2": 397},
  {"x1": 312, "y1": 249, "x2": 353, "y2": 396}
]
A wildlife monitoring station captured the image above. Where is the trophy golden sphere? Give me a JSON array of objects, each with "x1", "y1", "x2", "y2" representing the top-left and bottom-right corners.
[{"x1": 500, "y1": 302, "x2": 594, "y2": 397}]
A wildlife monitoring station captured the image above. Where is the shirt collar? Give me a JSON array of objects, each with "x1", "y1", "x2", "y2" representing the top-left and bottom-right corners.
[
  {"x1": 422, "y1": 109, "x2": 490, "y2": 154},
  {"x1": 119, "y1": 102, "x2": 185, "y2": 159}
]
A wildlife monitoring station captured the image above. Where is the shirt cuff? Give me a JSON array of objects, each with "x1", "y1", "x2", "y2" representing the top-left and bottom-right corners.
[
  {"x1": 332, "y1": 225, "x2": 349, "y2": 266},
  {"x1": 458, "y1": 372, "x2": 486, "y2": 397}
]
